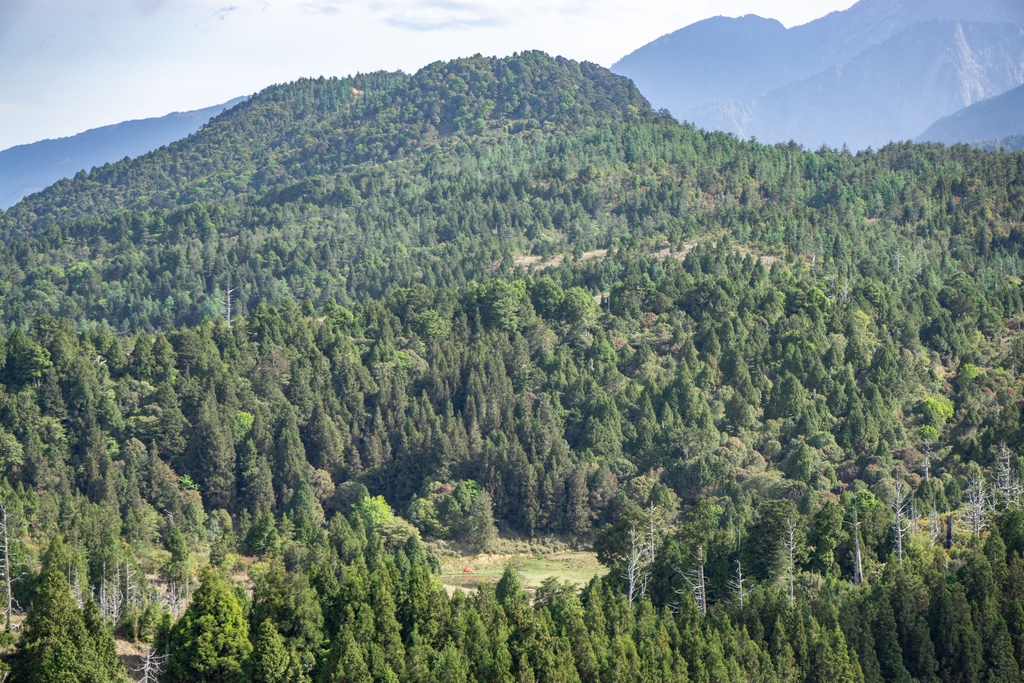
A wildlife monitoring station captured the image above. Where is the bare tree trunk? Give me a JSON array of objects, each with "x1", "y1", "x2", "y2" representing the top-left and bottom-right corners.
[
  {"x1": 0, "y1": 501, "x2": 11, "y2": 631},
  {"x1": 622, "y1": 524, "x2": 652, "y2": 609},
  {"x1": 728, "y1": 559, "x2": 746, "y2": 608},
  {"x1": 966, "y1": 474, "x2": 989, "y2": 538},
  {"x1": 783, "y1": 516, "x2": 800, "y2": 608},
  {"x1": 892, "y1": 479, "x2": 910, "y2": 564}
]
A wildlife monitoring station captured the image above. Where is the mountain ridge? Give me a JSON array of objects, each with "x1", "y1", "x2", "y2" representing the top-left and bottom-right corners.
[
  {"x1": 0, "y1": 53, "x2": 645, "y2": 237},
  {"x1": 0, "y1": 97, "x2": 245, "y2": 210},
  {"x1": 917, "y1": 81, "x2": 1024, "y2": 145}
]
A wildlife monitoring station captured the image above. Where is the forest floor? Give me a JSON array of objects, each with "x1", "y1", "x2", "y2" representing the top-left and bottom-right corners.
[{"x1": 438, "y1": 550, "x2": 607, "y2": 598}]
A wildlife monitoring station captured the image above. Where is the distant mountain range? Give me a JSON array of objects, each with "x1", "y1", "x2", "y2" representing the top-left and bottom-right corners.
[
  {"x1": 614, "y1": 0, "x2": 1024, "y2": 150},
  {"x1": 0, "y1": 97, "x2": 245, "y2": 210},
  {"x1": 917, "y1": 82, "x2": 1024, "y2": 149}
]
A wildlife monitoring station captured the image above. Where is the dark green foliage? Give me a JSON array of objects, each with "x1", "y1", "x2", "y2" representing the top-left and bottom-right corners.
[
  {"x1": 0, "y1": 50, "x2": 1022, "y2": 683},
  {"x1": 166, "y1": 567, "x2": 252, "y2": 683},
  {"x1": 11, "y1": 537, "x2": 126, "y2": 682}
]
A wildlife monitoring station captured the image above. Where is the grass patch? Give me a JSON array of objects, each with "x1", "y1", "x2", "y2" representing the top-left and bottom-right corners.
[{"x1": 438, "y1": 550, "x2": 607, "y2": 595}]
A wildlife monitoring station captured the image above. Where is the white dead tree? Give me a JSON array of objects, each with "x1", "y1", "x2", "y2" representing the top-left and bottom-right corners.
[
  {"x1": 846, "y1": 506, "x2": 864, "y2": 585},
  {"x1": 676, "y1": 545, "x2": 707, "y2": 617},
  {"x1": 994, "y1": 442, "x2": 1022, "y2": 510},
  {"x1": 727, "y1": 559, "x2": 748, "y2": 609},
  {"x1": 216, "y1": 278, "x2": 237, "y2": 327},
  {"x1": 622, "y1": 524, "x2": 654, "y2": 609},
  {"x1": 892, "y1": 480, "x2": 911, "y2": 564},
  {"x1": 135, "y1": 646, "x2": 168, "y2": 683},
  {"x1": 965, "y1": 473, "x2": 989, "y2": 538},
  {"x1": 99, "y1": 559, "x2": 125, "y2": 624},
  {"x1": 783, "y1": 515, "x2": 801, "y2": 608},
  {"x1": 929, "y1": 501, "x2": 943, "y2": 544},
  {"x1": 0, "y1": 501, "x2": 16, "y2": 632},
  {"x1": 71, "y1": 565, "x2": 84, "y2": 609},
  {"x1": 125, "y1": 558, "x2": 138, "y2": 610}
]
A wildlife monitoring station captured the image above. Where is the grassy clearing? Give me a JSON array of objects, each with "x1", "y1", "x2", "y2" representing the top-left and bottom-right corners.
[{"x1": 438, "y1": 550, "x2": 607, "y2": 596}]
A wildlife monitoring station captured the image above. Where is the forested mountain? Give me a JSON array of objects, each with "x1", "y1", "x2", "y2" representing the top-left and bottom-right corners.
[
  {"x1": 0, "y1": 98, "x2": 245, "y2": 211},
  {"x1": 977, "y1": 134, "x2": 1024, "y2": 152},
  {"x1": 917, "y1": 83, "x2": 1024, "y2": 147},
  {"x1": 0, "y1": 52, "x2": 1023, "y2": 682},
  {"x1": 613, "y1": 0, "x2": 1024, "y2": 150}
]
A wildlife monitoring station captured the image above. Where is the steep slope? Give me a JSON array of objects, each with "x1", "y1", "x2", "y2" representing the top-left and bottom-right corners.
[
  {"x1": 916, "y1": 82, "x2": 1024, "y2": 144},
  {"x1": 0, "y1": 53, "x2": 655, "y2": 330},
  {"x1": 693, "y1": 19, "x2": 1024, "y2": 149},
  {"x1": 611, "y1": 14, "x2": 797, "y2": 115},
  {"x1": 0, "y1": 98, "x2": 244, "y2": 210}
]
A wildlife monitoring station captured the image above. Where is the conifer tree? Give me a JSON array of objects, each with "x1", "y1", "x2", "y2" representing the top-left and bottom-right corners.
[
  {"x1": 166, "y1": 567, "x2": 251, "y2": 683},
  {"x1": 12, "y1": 536, "x2": 126, "y2": 683},
  {"x1": 249, "y1": 619, "x2": 290, "y2": 683}
]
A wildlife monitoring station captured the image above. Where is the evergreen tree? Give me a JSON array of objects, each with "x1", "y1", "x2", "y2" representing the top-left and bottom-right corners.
[
  {"x1": 166, "y1": 567, "x2": 252, "y2": 683},
  {"x1": 249, "y1": 619, "x2": 290, "y2": 683},
  {"x1": 11, "y1": 537, "x2": 126, "y2": 683}
]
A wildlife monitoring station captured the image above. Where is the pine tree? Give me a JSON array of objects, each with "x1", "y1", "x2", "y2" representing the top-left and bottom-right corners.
[
  {"x1": 468, "y1": 490, "x2": 499, "y2": 553},
  {"x1": 166, "y1": 567, "x2": 252, "y2": 683},
  {"x1": 249, "y1": 620, "x2": 289, "y2": 683}
]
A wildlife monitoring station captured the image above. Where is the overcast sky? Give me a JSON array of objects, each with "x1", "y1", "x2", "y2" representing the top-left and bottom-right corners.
[{"x1": 0, "y1": 0, "x2": 858, "y2": 151}]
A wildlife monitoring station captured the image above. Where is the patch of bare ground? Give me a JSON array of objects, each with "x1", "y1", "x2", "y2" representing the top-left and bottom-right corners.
[
  {"x1": 117, "y1": 639, "x2": 147, "y2": 681},
  {"x1": 514, "y1": 238, "x2": 787, "y2": 277}
]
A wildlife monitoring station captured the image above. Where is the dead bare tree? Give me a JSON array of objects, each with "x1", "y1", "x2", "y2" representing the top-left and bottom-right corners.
[
  {"x1": 727, "y1": 559, "x2": 748, "y2": 609},
  {"x1": 134, "y1": 645, "x2": 167, "y2": 683},
  {"x1": 676, "y1": 545, "x2": 707, "y2": 617},
  {"x1": 216, "y1": 277, "x2": 237, "y2": 327},
  {"x1": 929, "y1": 501, "x2": 943, "y2": 544},
  {"x1": 0, "y1": 501, "x2": 14, "y2": 632},
  {"x1": 965, "y1": 473, "x2": 989, "y2": 538},
  {"x1": 846, "y1": 506, "x2": 864, "y2": 585},
  {"x1": 783, "y1": 515, "x2": 801, "y2": 608},
  {"x1": 921, "y1": 445, "x2": 931, "y2": 482},
  {"x1": 621, "y1": 524, "x2": 653, "y2": 609},
  {"x1": 892, "y1": 479, "x2": 911, "y2": 564},
  {"x1": 994, "y1": 442, "x2": 1022, "y2": 510}
]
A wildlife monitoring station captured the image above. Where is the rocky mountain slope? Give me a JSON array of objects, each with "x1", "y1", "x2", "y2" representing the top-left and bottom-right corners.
[{"x1": 614, "y1": 0, "x2": 1024, "y2": 149}]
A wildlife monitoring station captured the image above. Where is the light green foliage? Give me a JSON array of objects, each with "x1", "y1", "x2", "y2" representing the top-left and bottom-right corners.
[{"x1": 357, "y1": 495, "x2": 395, "y2": 528}]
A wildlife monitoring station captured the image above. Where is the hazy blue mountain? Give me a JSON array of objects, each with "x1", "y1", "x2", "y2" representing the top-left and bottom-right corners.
[
  {"x1": 916, "y1": 82, "x2": 1024, "y2": 145},
  {"x1": 693, "y1": 20, "x2": 1024, "y2": 150},
  {"x1": 613, "y1": 0, "x2": 1024, "y2": 150},
  {"x1": 0, "y1": 97, "x2": 245, "y2": 209}
]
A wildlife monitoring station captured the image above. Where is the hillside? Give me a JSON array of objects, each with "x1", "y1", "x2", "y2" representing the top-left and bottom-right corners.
[
  {"x1": 0, "y1": 52, "x2": 1024, "y2": 682},
  {"x1": 917, "y1": 82, "x2": 1024, "y2": 145},
  {"x1": 0, "y1": 97, "x2": 244, "y2": 211},
  {"x1": 976, "y1": 133, "x2": 1024, "y2": 151},
  {"x1": 613, "y1": 0, "x2": 1024, "y2": 149}
]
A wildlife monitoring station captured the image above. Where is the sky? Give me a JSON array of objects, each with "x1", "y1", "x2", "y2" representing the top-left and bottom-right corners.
[{"x1": 0, "y1": 0, "x2": 858, "y2": 152}]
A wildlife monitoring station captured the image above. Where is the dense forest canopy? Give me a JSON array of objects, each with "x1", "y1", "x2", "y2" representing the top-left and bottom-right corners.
[{"x1": 0, "y1": 51, "x2": 1021, "y2": 682}]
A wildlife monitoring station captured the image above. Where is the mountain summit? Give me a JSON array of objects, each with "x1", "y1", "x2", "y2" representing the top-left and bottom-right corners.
[{"x1": 614, "y1": 0, "x2": 1024, "y2": 149}]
